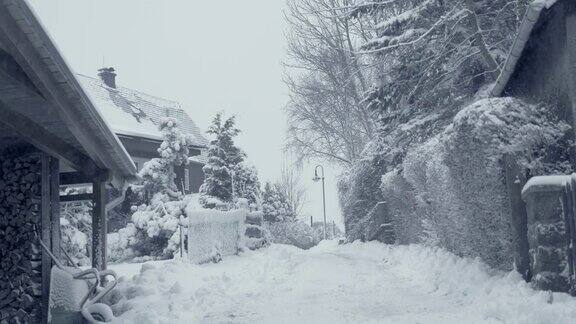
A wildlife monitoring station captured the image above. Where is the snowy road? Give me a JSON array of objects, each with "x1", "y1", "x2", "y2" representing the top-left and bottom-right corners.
[{"x1": 109, "y1": 241, "x2": 576, "y2": 324}]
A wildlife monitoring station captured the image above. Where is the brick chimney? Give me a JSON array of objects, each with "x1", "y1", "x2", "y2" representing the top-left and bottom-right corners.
[{"x1": 97, "y1": 67, "x2": 117, "y2": 88}]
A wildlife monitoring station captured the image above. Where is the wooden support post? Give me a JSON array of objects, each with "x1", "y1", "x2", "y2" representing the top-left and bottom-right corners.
[
  {"x1": 504, "y1": 154, "x2": 531, "y2": 281},
  {"x1": 565, "y1": 8, "x2": 576, "y2": 165},
  {"x1": 92, "y1": 178, "x2": 107, "y2": 271},
  {"x1": 50, "y1": 157, "x2": 60, "y2": 261},
  {"x1": 40, "y1": 153, "x2": 51, "y2": 324}
]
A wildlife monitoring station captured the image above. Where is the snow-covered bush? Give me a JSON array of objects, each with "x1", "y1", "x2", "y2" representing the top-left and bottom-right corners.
[
  {"x1": 60, "y1": 210, "x2": 90, "y2": 266},
  {"x1": 232, "y1": 162, "x2": 262, "y2": 208},
  {"x1": 59, "y1": 187, "x2": 92, "y2": 266},
  {"x1": 108, "y1": 118, "x2": 199, "y2": 261},
  {"x1": 127, "y1": 194, "x2": 191, "y2": 259},
  {"x1": 262, "y1": 182, "x2": 295, "y2": 222},
  {"x1": 107, "y1": 223, "x2": 138, "y2": 263},
  {"x1": 266, "y1": 220, "x2": 320, "y2": 250},
  {"x1": 396, "y1": 97, "x2": 572, "y2": 269},
  {"x1": 134, "y1": 117, "x2": 195, "y2": 203}
]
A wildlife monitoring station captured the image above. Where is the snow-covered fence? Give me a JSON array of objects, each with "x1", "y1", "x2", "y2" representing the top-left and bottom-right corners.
[{"x1": 186, "y1": 208, "x2": 247, "y2": 264}]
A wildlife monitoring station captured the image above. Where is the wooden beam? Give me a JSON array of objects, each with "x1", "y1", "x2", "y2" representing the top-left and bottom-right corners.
[
  {"x1": 59, "y1": 193, "x2": 93, "y2": 203},
  {"x1": 59, "y1": 171, "x2": 92, "y2": 185},
  {"x1": 50, "y1": 157, "x2": 60, "y2": 261},
  {"x1": 0, "y1": 100, "x2": 100, "y2": 177},
  {"x1": 92, "y1": 179, "x2": 107, "y2": 270},
  {"x1": 40, "y1": 153, "x2": 51, "y2": 324}
]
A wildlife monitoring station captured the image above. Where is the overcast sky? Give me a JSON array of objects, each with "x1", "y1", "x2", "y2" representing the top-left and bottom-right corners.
[{"x1": 27, "y1": 0, "x2": 342, "y2": 227}]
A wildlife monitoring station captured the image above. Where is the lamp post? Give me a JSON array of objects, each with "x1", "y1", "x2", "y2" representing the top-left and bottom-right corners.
[{"x1": 313, "y1": 165, "x2": 327, "y2": 240}]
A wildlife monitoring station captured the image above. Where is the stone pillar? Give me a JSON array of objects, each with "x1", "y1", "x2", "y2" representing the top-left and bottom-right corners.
[{"x1": 522, "y1": 176, "x2": 569, "y2": 292}]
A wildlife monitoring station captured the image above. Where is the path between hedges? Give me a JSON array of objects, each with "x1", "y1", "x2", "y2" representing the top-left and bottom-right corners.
[{"x1": 109, "y1": 241, "x2": 576, "y2": 324}]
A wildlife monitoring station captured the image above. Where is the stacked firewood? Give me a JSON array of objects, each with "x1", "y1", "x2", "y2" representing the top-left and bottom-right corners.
[{"x1": 0, "y1": 153, "x2": 42, "y2": 323}]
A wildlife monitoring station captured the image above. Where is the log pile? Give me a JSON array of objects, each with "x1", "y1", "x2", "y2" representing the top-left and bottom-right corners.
[{"x1": 0, "y1": 151, "x2": 43, "y2": 323}]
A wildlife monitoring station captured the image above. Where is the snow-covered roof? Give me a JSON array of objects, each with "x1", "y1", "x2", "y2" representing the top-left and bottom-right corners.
[
  {"x1": 490, "y1": 0, "x2": 560, "y2": 97},
  {"x1": 77, "y1": 74, "x2": 209, "y2": 148}
]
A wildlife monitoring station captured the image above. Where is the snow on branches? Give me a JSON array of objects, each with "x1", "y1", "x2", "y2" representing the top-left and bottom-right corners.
[
  {"x1": 262, "y1": 182, "x2": 296, "y2": 223},
  {"x1": 158, "y1": 117, "x2": 196, "y2": 166},
  {"x1": 199, "y1": 113, "x2": 262, "y2": 210},
  {"x1": 110, "y1": 117, "x2": 200, "y2": 260}
]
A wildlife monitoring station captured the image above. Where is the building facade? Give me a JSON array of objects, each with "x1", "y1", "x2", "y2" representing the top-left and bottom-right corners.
[{"x1": 78, "y1": 68, "x2": 208, "y2": 195}]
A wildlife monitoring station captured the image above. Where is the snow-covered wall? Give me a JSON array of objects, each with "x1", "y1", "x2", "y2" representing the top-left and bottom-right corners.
[{"x1": 186, "y1": 208, "x2": 247, "y2": 264}]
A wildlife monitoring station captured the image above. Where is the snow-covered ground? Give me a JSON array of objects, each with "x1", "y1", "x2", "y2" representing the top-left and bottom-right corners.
[{"x1": 108, "y1": 241, "x2": 576, "y2": 324}]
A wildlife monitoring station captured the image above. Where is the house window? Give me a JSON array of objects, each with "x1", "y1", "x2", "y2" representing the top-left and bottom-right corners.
[{"x1": 184, "y1": 169, "x2": 190, "y2": 191}]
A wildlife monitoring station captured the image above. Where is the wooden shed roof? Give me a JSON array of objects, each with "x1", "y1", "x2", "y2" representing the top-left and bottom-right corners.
[
  {"x1": 0, "y1": 0, "x2": 136, "y2": 179},
  {"x1": 490, "y1": 0, "x2": 560, "y2": 97}
]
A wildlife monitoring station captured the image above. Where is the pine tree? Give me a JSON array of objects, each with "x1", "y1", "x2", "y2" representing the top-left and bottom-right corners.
[
  {"x1": 122, "y1": 117, "x2": 196, "y2": 259},
  {"x1": 262, "y1": 182, "x2": 295, "y2": 223},
  {"x1": 157, "y1": 117, "x2": 196, "y2": 166},
  {"x1": 137, "y1": 117, "x2": 196, "y2": 202},
  {"x1": 232, "y1": 162, "x2": 262, "y2": 208},
  {"x1": 199, "y1": 113, "x2": 246, "y2": 208}
]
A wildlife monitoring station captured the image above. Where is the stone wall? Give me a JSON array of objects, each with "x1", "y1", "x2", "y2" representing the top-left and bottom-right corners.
[{"x1": 522, "y1": 176, "x2": 570, "y2": 292}]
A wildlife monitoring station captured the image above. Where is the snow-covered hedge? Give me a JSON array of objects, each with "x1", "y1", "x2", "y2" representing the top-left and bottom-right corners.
[
  {"x1": 266, "y1": 220, "x2": 320, "y2": 250},
  {"x1": 338, "y1": 144, "x2": 387, "y2": 237},
  {"x1": 386, "y1": 97, "x2": 571, "y2": 269},
  {"x1": 186, "y1": 207, "x2": 247, "y2": 264}
]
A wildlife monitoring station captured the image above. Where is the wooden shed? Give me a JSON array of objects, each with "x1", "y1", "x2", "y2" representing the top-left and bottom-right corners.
[
  {"x1": 0, "y1": 1, "x2": 137, "y2": 322},
  {"x1": 490, "y1": 0, "x2": 576, "y2": 291},
  {"x1": 492, "y1": 0, "x2": 576, "y2": 128}
]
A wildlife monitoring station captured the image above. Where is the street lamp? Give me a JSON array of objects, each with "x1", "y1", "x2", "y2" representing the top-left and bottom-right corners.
[{"x1": 313, "y1": 165, "x2": 327, "y2": 240}]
